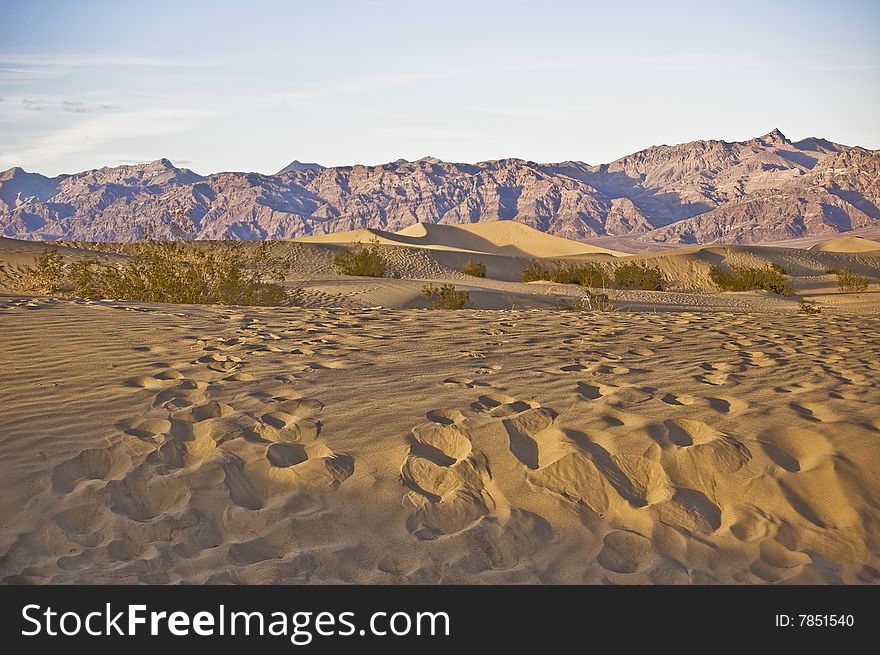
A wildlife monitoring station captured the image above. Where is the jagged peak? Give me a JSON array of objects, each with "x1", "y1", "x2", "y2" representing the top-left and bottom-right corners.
[
  {"x1": 0, "y1": 166, "x2": 27, "y2": 179},
  {"x1": 760, "y1": 128, "x2": 789, "y2": 144},
  {"x1": 276, "y1": 160, "x2": 325, "y2": 175}
]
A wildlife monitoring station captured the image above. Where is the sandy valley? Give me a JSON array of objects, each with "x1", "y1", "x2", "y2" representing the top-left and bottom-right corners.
[{"x1": 1, "y1": 222, "x2": 879, "y2": 584}]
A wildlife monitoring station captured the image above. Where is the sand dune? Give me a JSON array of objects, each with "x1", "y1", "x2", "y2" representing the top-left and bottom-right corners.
[
  {"x1": 2, "y1": 232, "x2": 880, "y2": 310},
  {"x1": 1, "y1": 227, "x2": 880, "y2": 584},
  {"x1": 1, "y1": 297, "x2": 879, "y2": 583},
  {"x1": 811, "y1": 235, "x2": 880, "y2": 253},
  {"x1": 297, "y1": 221, "x2": 622, "y2": 258}
]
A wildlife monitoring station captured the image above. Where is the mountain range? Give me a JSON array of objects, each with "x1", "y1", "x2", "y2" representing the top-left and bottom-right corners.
[{"x1": 1, "y1": 129, "x2": 878, "y2": 246}]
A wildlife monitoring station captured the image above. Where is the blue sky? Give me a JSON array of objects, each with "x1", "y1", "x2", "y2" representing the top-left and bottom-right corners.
[{"x1": 1, "y1": 0, "x2": 878, "y2": 176}]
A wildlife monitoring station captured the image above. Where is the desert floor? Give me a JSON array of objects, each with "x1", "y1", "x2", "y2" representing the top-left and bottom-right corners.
[{"x1": 2, "y1": 295, "x2": 880, "y2": 584}]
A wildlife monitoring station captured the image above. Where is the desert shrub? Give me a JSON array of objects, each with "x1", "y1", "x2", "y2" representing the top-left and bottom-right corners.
[
  {"x1": 461, "y1": 260, "x2": 487, "y2": 278},
  {"x1": 19, "y1": 250, "x2": 69, "y2": 294},
  {"x1": 520, "y1": 261, "x2": 610, "y2": 286},
  {"x1": 568, "y1": 290, "x2": 615, "y2": 312},
  {"x1": 708, "y1": 264, "x2": 794, "y2": 296},
  {"x1": 20, "y1": 242, "x2": 288, "y2": 306},
  {"x1": 797, "y1": 298, "x2": 822, "y2": 315},
  {"x1": 546, "y1": 266, "x2": 578, "y2": 284},
  {"x1": 333, "y1": 239, "x2": 387, "y2": 277},
  {"x1": 521, "y1": 262, "x2": 550, "y2": 282},
  {"x1": 612, "y1": 262, "x2": 667, "y2": 290},
  {"x1": 422, "y1": 283, "x2": 469, "y2": 309},
  {"x1": 835, "y1": 269, "x2": 869, "y2": 293},
  {"x1": 572, "y1": 263, "x2": 611, "y2": 287}
]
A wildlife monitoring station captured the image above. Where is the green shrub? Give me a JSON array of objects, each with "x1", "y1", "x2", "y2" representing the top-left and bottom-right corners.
[
  {"x1": 797, "y1": 298, "x2": 821, "y2": 315},
  {"x1": 835, "y1": 269, "x2": 869, "y2": 293},
  {"x1": 709, "y1": 264, "x2": 794, "y2": 296},
  {"x1": 612, "y1": 262, "x2": 666, "y2": 290},
  {"x1": 521, "y1": 262, "x2": 550, "y2": 282},
  {"x1": 333, "y1": 239, "x2": 387, "y2": 277},
  {"x1": 20, "y1": 242, "x2": 288, "y2": 306},
  {"x1": 520, "y1": 261, "x2": 610, "y2": 286},
  {"x1": 422, "y1": 283, "x2": 469, "y2": 309},
  {"x1": 460, "y1": 260, "x2": 487, "y2": 277},
  {"x1": 20, "y1": 250, "x2": 68, "y2": 294}
]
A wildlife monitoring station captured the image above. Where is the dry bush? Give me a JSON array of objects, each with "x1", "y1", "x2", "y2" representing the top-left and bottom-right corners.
[
  {"x1": 333, "y1": 239, "x2": 387, "y2": 277},
  {"x1": 20, "y1": 241, "x2": 288, "y2": 306},
  {"x1": 460, "y1": 260, "x2": 487, "y2": 278},
  {"x1": 709, "y1": 264, "x2": 794, "y2": 296},
  {"x1": 422, "y1": 283, "x2": 469, "y2": 309},
  {"x1": 520, "y1": 261, "x2": 610, "y2": 286},
  {"x1": 559, "y1": 289, "x2": 616, "y2": 312},
  {"x1": 797, "y1": 298, "x2": 822, "y2": 314},
  {"x1": 521, "y1": 262, "x2": 549, "y2": 282},
  {"x1": 19, "y1": 250, "x2": 69, "y2": 295},
  {"x1": 835, "y1": 269, "x2": 869, "y2": 293},
  {"x1": 612, "y1": 262, "x2": 667, "y2": 290}
]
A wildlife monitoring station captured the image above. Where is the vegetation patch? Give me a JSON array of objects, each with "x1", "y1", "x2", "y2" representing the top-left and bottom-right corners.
[
  {"x1": 559, "y1": 290, "x2": 616, "y2": 312},
  {"x1": 834, "y1": 268, "x2": 869, "y2": 293},
  {"x1": 460, "y1": 260, "x2": 487, "y2": 278},
  {"x1": 797, "y1": 298, "x2": 822, "y2": 315},
  {"x1": 421, "y1": 283, "x2": 470, "y2": 309},
  {"x1": 611, "y1": 262, "x2": 667, "y2": 291},
  {"x1": 520, "y1": 261, "x2": 610, "y2": 286},
  {"x1": 708, "y1": 264, "x2": 794, "y2": 296},
  {"x1": 20, "y1": 241, "x2": 288, "y2": 306},
  {"x1": 333, "y1": 239, "x2": 387, "y2": 277}
]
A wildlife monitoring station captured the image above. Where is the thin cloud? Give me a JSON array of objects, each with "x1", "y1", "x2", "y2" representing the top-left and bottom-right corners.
[
  {"x1": 0, "y1": 53, "x2": 206, "y2": 83},
  {"x1": 0, "y1": 108, "x2": 212, "y2": 171},
  {"x1": 62, "y1": 100, "x2": 88, "y2": 113},
  {"x1": 0, "y1": 54, "x2": 201, "y2": 68},
  {"x1": 62, "y1": 100, "x2": 121, "y2": 113},
  {"x1": 21, "y1": 98, "x2": 46, "y2": 111}
]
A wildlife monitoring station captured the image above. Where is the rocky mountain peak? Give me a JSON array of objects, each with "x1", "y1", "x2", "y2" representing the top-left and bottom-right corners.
[
  {"x1": 761, "y1": 128, "x2": 789, "y2": 145},
  {"x1": 1, "y1": 131, "x2": 877, "y2": 245},
  {"x1": 276, "y1": 160, "x2": 326, "y2": 175}
]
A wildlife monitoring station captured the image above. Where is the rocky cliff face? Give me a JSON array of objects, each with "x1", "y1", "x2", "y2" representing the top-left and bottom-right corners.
[{"x1": 1, "y1": 130, "x2": 877, "y2": 245}]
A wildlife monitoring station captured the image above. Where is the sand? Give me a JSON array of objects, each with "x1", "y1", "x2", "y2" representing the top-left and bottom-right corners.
[
  {"x1": 811, "y1": 235, "x2": 880, "y2": 253},
  {"x1": 296, "y1": 221, "x2": 623, "y2": 257},
  {"x1": 1, "y1": 225, "x2": 880, "y2": 584}
]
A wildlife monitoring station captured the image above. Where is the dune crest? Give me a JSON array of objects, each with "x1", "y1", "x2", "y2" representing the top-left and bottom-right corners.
[
  {"x1": 811, "y1": 235, "x2": 880, "y2": 253},
  {"x1": 296, "y1": 221, "x2": 622, "y2": 258}
]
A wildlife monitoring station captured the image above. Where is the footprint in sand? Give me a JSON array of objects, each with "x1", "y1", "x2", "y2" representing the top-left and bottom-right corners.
[
  {"x1": 442, "y1": 376, "x2": 491, "y2": 389},
  {"x1": 219, "y1": 394, "x2": 354, "y2": 509},
  {"x1": 51, "y1": 444, "x2": 132, "y2": 494},
  {"x1": 597, "y1": 530, "x2": 653, "y2": 574},
  {"x1": 471, "y1": 392, "x2": 537, "y2": 418},
  {"x1": 706, "y1": 396, "x2": 748, "y2": 414},
  {"x1": 400, "y1": 418, "x2": 491, "y2": 540},
  {"x1": 660, "y1": 393, "x2": 695, "y2": 406},
  {"x1": 578, "y1": 383, "x2": 654, "y2": 408},
  {"x1": 788, "y1": 401, "x2": 838, "y2": 423},
  {"x1": 695, "y1": 371, "x2": 729, "y2": 386}
]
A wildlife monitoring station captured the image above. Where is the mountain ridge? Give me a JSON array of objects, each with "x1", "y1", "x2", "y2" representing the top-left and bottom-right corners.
[{"x1": 1, "y1": 129, "x2": 878, "y2": 246}]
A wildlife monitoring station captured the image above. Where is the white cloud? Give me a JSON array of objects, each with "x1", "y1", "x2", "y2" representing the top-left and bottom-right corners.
[{"x1": 0, "y1": 109, "x2": 211, "y2": 171}]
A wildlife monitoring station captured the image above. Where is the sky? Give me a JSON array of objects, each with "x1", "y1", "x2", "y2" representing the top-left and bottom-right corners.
[{"x1": 0, "y1": 0, "x2": 878, "y2": 176}]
